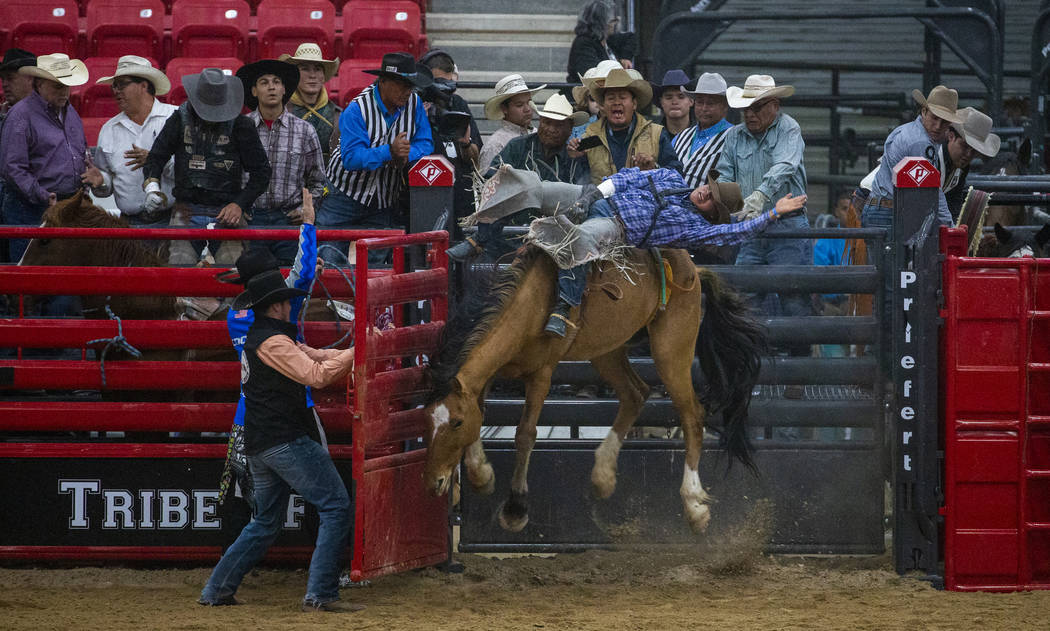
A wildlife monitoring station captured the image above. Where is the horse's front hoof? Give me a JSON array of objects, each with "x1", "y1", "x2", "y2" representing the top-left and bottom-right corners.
[
  {"x1": 590, "y1": 467, "x2": 617, "y2": 499},
  {"x1": 498, "y1": 492, "x2": 529, "y2": 532},
  {"x1": 685, "y1": 502, "x2": 711, "y2": 534}
]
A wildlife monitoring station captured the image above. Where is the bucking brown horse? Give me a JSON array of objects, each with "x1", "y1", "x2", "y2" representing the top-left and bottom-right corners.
[{"x1": 423, "y1": 247, "x2": 765, "y2": 534}]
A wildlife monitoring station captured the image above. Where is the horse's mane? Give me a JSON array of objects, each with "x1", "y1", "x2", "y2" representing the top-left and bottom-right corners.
[{"x1": 426, "y1": 247, "x2": 544, "y2": 403}]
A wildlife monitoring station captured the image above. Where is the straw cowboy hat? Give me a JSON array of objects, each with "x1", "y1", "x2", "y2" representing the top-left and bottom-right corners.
[
  {"x1": 183, "y1": 67, "x2": 244, "y2": 122},
  {"x1": 685, "y1": 72, "x2": 727, "y2": 96},
  {"x1": 952, "y1": 107, "x2": 1000, "y2": 157},
  {"x1": 363, "y1": 51, "x2": 433, "y2": 89},
  {"x1": 538, "y1": 93, "x2": 589, "y2": 126},
  {"x1": 484, "y1": 73, "x2": 547, "y2": 120},
  {"x1": 278, "y1": 42, "x2": 340, "y2": 82},
  {"x1": 19, "y1": 53, "x2": 88, "y2": 87},
  {"x1": 233, "y1": 269, "x2": 308, "y2": 310},
  {"x1": 579, "y1": 59, "x2": 623, "y2": 91},
  {"x1": 95, "y1": 55, "x2": 170, "y2": 96},
  {"x1": 911, "y1": 85, "x2": 964, "y2": 124},
  {"x1": 236, "y1": 59, "x2": 300, "y2": 109},
  {"x1": 725, "y1": 74, "x2": 794, "y2": 109},
  {"x1": 589, "y1": 68, "x2": 652, "y2": 110},
  {"x1": 702, "y1": 169, "x2": 743, "y2": 225}
]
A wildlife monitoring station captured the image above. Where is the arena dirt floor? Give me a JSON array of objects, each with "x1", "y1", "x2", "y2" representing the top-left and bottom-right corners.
[{"x1": 4, "y1": 519, "x2": 1049, "y2": 631}]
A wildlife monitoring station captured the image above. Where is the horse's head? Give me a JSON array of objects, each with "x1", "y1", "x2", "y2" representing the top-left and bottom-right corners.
[
  {"x1": 423, "y1": 375, "x2": 483, "y2": 496},
  {"x1": 991, "y1": 222, "x2": 1050, "y2": 258},
  {"x1": 20, "y1": 191, "x2": 124, "y2": 266}
]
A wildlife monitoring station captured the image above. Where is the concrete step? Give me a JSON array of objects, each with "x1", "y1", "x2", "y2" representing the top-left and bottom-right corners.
[
  {"x1": 430, "y1": 40, "x2": 572, "y2": 75},
  {"x1": 429, "y1": 0, "x2": 588, "y2": 14},
  {"x1": 426, "y1": 13, "x2": 576, "y2": 43}
]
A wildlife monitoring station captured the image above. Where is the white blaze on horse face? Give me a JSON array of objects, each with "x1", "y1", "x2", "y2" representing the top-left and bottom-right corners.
[
  {"x1": 431, "y1": 403, "x2": 450, "y2": 441},
  {"x1": 680, "y1": 463, "x2": 711, "y2": 533},
  {"x1": 591, "y1": 430, "x2": 623, "y2": 499},
  {"x1": 1009, "y1": 245, "x2": 1034, "y2": 258}
]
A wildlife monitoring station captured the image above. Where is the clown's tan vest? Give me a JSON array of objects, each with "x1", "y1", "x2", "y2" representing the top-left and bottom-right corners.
[{"x1": 582, "y1": 113, "x2": 663, "y2": 184}]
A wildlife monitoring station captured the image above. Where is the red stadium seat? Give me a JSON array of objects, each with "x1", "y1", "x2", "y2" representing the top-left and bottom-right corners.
[
  {"x1": 81, "y1": 117, "x2": 108, "y2": 148},
  {"x1": 336, "y1": 58, "x2": 378, "y2": 108},
  {"x1": 343, "y1": 1, "x2": 422, "y2": 59},
  {"x1": 0, "y1": 1, "x2": 79, "y2": 58},
  {"x1": 172, "y1": 0, "x2": 251, "y2": 61},
  {"x1": 164, "y1": 57, "x2": 243, "y2": 106},
  {"x1": 71, "y1": 57, "x2": 161, "y2": 119},
  {"x1": 87, "y1": 0, "x2": 166, "y2": 61},
  {"x1": 256, "y1": 0, "x2": 337, "y2": 60}
]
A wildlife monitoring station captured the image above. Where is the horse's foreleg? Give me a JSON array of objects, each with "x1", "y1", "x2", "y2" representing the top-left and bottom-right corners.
[
  {"x1": 463, "y1": 438, "x2": 495, "y2": 495},
  {"x1": 587, "y1": 348, "x2": 649, "y2": 499},
  {"x1": 498, "y1": 370, "x2": 552, "y2": 532}
]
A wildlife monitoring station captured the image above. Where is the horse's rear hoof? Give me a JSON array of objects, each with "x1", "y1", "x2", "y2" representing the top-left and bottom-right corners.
[
  {"x1": 685, "y1": 503, "x2": 711, "y2": 534},
  {"x1": 476, "y1": 474, "x2": 496, "y2": 496},
  {"x1": 498, "y1": 492, "x2": 529, "y2": 532},
  {"x1": 498, "y1": 510, "x2": 529, "y2": 533}
]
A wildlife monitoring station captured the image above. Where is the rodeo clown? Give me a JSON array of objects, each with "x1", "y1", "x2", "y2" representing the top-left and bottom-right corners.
[
  {"x1": 458, "y1": 165, "x2": 807, "y2": 336},
  {"x1": 200, "y1": 189, "x2": 363, "y2": 614}
]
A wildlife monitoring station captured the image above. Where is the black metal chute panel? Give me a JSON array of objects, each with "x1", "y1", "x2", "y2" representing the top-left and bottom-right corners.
[
  {"x1": 1029, "y1": 7, "x2": 1050, "y2": 170},
  {"x1": 918, "y1": 4, "x2": 1002, "y2": 116},
  {"x1": 659, "y1": 0, "x2": 729, "y2": 15},
  {"x1": 650, "y1": 11, "x2": 733, "y2": 80}
]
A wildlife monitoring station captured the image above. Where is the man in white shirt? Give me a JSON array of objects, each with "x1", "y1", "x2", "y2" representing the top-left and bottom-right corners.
[{"x1": 81, "y1": 56, "x2": 177, "y2": 238}]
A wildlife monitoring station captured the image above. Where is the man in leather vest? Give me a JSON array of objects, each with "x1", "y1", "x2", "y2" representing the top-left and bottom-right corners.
[
  {"x1": 567, "y1": 68, "x2": 681, "y2": 184},
  {"x1": 198, "y1": 267, "x2": 361, "y2": 613},
  {"x1": 143, "y1": 68, "x2": 271, "y2": 266}
]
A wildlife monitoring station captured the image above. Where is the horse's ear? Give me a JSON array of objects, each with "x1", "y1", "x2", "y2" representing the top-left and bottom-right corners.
[
  {"x1": 1018, "y1": 137, "x2": 1033, "y2": 168},
  {"x1": 451, "y1": 375, "x2": 466, "y2": 394},
  {"x1": 1036, "y1": 223, "x2": 1050, "y2": 249},
  {"x1": 994, "y1": 222, "x2": 1010, "y2": 243}
]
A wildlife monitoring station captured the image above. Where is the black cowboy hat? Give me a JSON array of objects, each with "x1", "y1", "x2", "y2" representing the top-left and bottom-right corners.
[
  {"x1": 233, "y1": 269, "x2": 308, "y2": 310},
  {"x1": 363, "y1": 52, "x2": 433, "y2": 89},
  {"x1": 236, "y1": 59, "x2": 300, "y2": 109},
  {"x1": 216, "y1": 248, "x2": 280, "y2": 285},
  {"x1": 651, "y1": 69, "x2": 692, "y2": 99},
  {"x1": 0, "y1": 48, "x2": 36, "y2": 74}
]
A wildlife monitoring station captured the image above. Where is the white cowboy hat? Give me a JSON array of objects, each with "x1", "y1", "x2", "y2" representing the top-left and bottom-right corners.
[
  {"x1": 952, "y1": 106, "x2": 1000, "y2": 157},
  {"x1": 278, "y1": 42, "x2": 340, "y2": 82},
  {"x1": 590, "y1": 68, "x2": 652, "y2": 110},
  {"x1": 579, "y1": 59, "x2": 623, "y2": 92},
  {"x1": 912, "y1": 84, "x2": 965, "y2": 124},
  {"x1": 19, "y1": 53, "x2": 88, "y2": 87},
  {"x1": 685, "y1": 72, "x2": 727, "y2": 96},
  {"x1": 725, "y1": 74, "x2": 794, "y2": 109},
  {"x1": 95, "y1": 55, "x2": 170, "y2": 96},
  {"x1": 484, "y1": 73, "x2": 546, "y2": 121},
  {"x1": 538, "y1": 93, "x2": 589, "y2": 126}
]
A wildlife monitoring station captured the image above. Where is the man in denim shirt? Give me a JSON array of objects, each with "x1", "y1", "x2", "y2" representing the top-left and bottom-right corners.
[{"x1": 716, "y1": 74, "x2": 812, "y2": 356}]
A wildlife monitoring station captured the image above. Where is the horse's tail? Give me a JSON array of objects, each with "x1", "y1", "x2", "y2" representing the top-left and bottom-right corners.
[{"x1": 695, "y1": 267, "x2": 767, "y2": 473}]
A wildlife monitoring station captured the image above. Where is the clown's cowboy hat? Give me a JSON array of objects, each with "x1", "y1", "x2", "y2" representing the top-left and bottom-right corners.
[
  {"x1": 236, "y1": 59, "x2": 300, "y2": 109},
  {"x1": 725, "y1": 74, "x2": 794, "y2": 109},
  {"x1": 19, "y1": 53, "x2": 88, "y2": 86},
  {"x1": 951, "y1": 106, "x2": 1000, "y2": 157},
  {"x1": 95, "y1": 55, "x2": 170, "y2": 95},
  {"x1": 278, "y1": 42, "x2": 340, "y2": 82},
  {"x1": 589, "y1": 68, "x2": 652, "y2": 110},
  {"x1": 911, "y1": 84, "x2": 965, "y2": 124},
  {"x1": 233, "y1": 269, "x2": 308, "y2": 310},
  {"x1": 485, "y1": 73, "x2": 546, "y2": 121},
  {"x1": 538, "y1": 93, "x2": 589, "y2": 126}
]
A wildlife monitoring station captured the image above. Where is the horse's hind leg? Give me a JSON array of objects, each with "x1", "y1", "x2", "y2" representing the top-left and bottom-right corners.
[
  {"x1": 649, "y1": 296, "x2": 710, "y2": 533},
  {"x1": 498, "y1": 368, "x2": 554, "y2": 532},
  {"x1": 589, "y1": 348, "x2": 650, "y2": 499}
]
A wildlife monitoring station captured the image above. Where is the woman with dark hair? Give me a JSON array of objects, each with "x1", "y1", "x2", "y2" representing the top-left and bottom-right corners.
[{"x1": 565, "y1": 1, "x2": 636, "y2": 86}]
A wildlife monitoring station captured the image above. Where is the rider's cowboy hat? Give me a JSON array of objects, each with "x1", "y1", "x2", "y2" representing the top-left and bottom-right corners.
[
  {"x1": 217, "y1": 248, "x2": 280, "y2": 285},
  {"x1": 0, "y1": 49, "x2": 36, "y2": 74},
  {"x1": 703, "y1": 169, "x2": 743, "y2": 225},
  {"x1": 725, "y1": 74, "x2": 794, "y2": 109},
  {"x1": 684, "y1": 72, "x2": 727, "y2": 96},
  {"x1": 233, "y1": 269, "x2": 308, "y2": 310},
  {"x1": 19, "y1": 53, "x2": 88, "y2": 87},
  {"x1": 951, "y1": 106, "x2": 1000, "y2": 158},
  {"x1": 363, "y1": 51, "x2": 433, "y2": 89},
  {"x1": 538, "y1": 93, "x2": 589, "y2": 126},
  {"x1": 484, "y1": 73, "x2": 547, "y2": 121},
  {"x1": 278, "y1": 42, "x2": 340, "y2": 82},
  {"x1": 183, "y1": 68, "x2": 244, "y2": 122},
  {"x1": 589, "y1": 68, "x2": 652, "y2": 110},
  {"x1": 236, "y1": 59, "x2": 300, "y2": 109},
  {"x1": 911, "y1": 85, "x2": 964, "y2": 124},
  {"x1": 95, "y1": 55, "x2": 170, "y2": 96}
]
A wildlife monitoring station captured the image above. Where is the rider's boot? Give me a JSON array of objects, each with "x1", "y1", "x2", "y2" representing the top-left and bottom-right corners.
[
  {"x1": 543, "y1": 297, "x2": 576, "y2": 337},
  {"x1": 446, "y1": 237, "x2": 483, "y2": 262}
]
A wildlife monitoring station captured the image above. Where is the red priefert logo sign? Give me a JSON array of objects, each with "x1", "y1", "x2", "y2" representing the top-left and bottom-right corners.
[
  {"x1": 408, "y1": 156, "x2": 454, "y2": 187},
  {"x1": 893, "y1": 157, "x2": 940, "y2": 188}
]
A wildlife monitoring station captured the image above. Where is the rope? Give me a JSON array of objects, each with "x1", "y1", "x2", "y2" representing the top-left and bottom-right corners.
[
  {"x1": 85, "y1": 301, "x2": 142, "y2": 387},
  {"x1": 309, "y1": 245, "x2": 357, "y2": 349}
]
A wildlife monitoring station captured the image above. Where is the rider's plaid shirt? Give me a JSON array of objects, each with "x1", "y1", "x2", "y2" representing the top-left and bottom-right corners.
[{"x1": 605, "y1": 167, "x2": 774, "y2": 248}]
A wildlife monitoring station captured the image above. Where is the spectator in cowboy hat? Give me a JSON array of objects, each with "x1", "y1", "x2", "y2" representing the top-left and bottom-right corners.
[
  {"x1": 320, "y1": 51, "x2": 433, "y2": 265},
  {"x1": 236, "y1": 59, "x2": 324, "y2": 265},
  {"x1": 478, "y1": 73, "x2": 547, "y2": 169},
  {"x1": 280, "y1": 43, "x2": 341, "y2": 164},
  {"x1": 0, "y1": 53, "x2": 88, "y2": 263},
  {"x1": 653, "y1": 69, "x2": 693, "y2": 138},
  {"x1": 716, "y1": 73, "x2": 812, "y2": 364},
  {"x1": 675, "y1": 72, "x2": 732, "y2": 188},
  {"x1": 940, "y1": 106, "x2": 1000, "y2": 220},
  {"x1": 143, "y1": 67, "x2": 270, "y2": 266},
  {"x1": 569, "y1": 67, "x2": 681, "y2": 184},
  {"x1": 568, "y1": 60, "x2": 621, "y2": 140},
  {"x1": 80, "y1": 56, "x2": 178, "y2": 244},
  {"x1": 0, "y1": 48, "x2": 36, "y2": 263}
]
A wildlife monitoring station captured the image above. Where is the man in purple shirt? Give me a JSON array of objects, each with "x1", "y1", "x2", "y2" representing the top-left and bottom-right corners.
[{"x1": 0, "y1": 53, "x2": 88, "y2": 262}]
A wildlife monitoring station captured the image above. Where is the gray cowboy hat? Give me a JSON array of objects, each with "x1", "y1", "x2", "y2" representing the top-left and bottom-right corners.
[
  {"x1": 233, "y1": 269, "x2": 307, "y2": 310},
  {"x1": 952, "y1": 106, "x2": 1001, "y2": 158},
  {"x1": 184, "y1": 68, "x2": 244, "y2": 122},
  {"x1": 236, "y1": 59, "x2": 300, "y2": 109}
]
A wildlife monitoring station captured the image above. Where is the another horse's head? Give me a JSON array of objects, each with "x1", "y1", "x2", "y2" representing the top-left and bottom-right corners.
[
  {"x1": 987, "y1": 222, "x2": 1050, "y2": 258},
  {"x1": 20, "y1": 191, "x2": 129, "y2": 266},
  {"x1": 423, "y1": 374, "x2": 484, "y2": 496}
]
